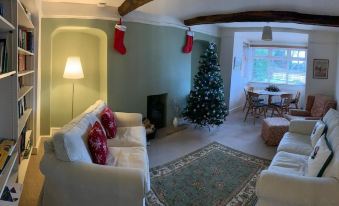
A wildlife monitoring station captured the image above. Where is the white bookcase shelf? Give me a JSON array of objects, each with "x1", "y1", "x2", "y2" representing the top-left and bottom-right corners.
[
  {"x1": 18, "y1": 108, "x2": 32, "y2": 137},
  {"x1": 0, "y1": 71, "x2": 16, "y2": 80},
  {"x1": 18, "y1": 86, "x2": 33, "y2": 101},
  {"x1": 0, "y1": 0, "x2": 38, "y2": 199},
  {"x1": 18, "y1": 47, "x2": 34, "y2": 56},
  {"x1": 0, "y1": 151, "x2": 18, "y2": 196},
  {"x1": 0, "y1": 15, "x2": 15, "y2": 32},
  {"x1": 17, "y1": 0, "x2": 34, "y2": 29},
  {"x1": 18, "y1": 70, "x2": 34, "y2": 77}
]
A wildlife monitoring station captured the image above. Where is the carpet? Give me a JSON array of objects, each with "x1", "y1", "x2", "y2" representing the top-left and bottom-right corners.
[{"x1": 146, "y1": 142, "x2": 271, "y2": 206}]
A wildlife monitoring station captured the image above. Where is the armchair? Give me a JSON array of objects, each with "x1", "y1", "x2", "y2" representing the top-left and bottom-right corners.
[{"x1": 285, "y1": 95, "x2": 337, "y2": 121}]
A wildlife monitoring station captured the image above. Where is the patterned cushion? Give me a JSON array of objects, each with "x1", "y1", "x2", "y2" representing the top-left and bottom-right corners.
[
  {"x1": 100, "y1": 107, "x2": 117, "y2": 139},
  {"x1": 307, "y1": 135, "x2": 333, "y2": 177},
  {"x1": 88, "y1": 121, "x2": 109, "y2": 165},
  {"x1": 311, "y1": 95, "x2": 332, "y2": 117},
  {"x1": 310, "y1": 120, "x2": 326, "y2": 147}
]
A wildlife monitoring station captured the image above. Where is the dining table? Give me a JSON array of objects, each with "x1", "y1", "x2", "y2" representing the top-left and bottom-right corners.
[{"x1": 252, "y1": 90, "x2": 293, "y2": 105}]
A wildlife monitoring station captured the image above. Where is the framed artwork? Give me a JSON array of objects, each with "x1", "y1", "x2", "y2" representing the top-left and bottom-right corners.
[{"x1": 313, "y1": 59, "x2": 329, "y2": 79}]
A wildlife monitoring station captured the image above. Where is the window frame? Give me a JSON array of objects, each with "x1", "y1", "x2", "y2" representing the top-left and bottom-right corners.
[{"x1": 249, "y1": 46, "x2": 308, "y2": 86}]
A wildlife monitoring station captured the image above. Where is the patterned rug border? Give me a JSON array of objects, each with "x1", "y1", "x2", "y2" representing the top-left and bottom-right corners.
[
  {"x1": 150, "y1": 141, "x2": 271, "y2": 176},
  {"x1": 147, "y1": 141, "x2": 271, "y2": 206}
]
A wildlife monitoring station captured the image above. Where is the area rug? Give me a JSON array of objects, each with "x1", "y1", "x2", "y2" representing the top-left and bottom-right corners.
[{"x1": 146, "y1": 142, "x2": 271, "y2": 206}]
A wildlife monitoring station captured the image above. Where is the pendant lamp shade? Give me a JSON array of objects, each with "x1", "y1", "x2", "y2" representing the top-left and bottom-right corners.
[{"x1": 262, "y1": 26, "x2": 272, "y2": 41}]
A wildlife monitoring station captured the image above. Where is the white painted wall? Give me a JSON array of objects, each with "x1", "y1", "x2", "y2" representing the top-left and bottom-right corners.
[
  {"x1": 228, "y1": 33, "x2": 250, "y2": 111},
  {"x1": 219, "y1": 31, "x2": 234, "y2": 111},
  {"x1": 306, "y1": 31, "x2": 338, "y2": 98}
]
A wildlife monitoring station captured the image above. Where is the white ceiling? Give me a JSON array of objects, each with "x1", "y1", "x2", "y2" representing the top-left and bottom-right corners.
[
  {"x1": 43, "y1": 0, "x2": 124, "y2": 7},
  {"x1": 42, "y1": 0, "x2": 339, "y2": 18},
  {"x1": 236, "y1": 32, "x2": 309, "y2": 45},
  {"x1": 41, "y1": 0, "x2": 339, "y2": 32}
]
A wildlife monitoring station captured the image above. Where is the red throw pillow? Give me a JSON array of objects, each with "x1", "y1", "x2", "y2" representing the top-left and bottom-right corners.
[
  {"x1": 100, "y1": 107, "x2": 117, "y2": 139},
  {"x1": 88, "y1": 121, "x2": 109, "y2": 165}
]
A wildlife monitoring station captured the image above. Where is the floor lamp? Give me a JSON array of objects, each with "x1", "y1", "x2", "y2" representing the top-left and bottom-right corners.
[{"x1": 63, "y1": 56, "x2": 84, "y2": 119}]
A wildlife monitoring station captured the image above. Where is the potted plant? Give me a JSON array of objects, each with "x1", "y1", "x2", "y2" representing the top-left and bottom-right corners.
[
  {"x1": 172, "y1": 99, "x2": 183, "y2": 127},
  {"x1": 265, "y1": 84, "x2": 280, "y2": 92}
]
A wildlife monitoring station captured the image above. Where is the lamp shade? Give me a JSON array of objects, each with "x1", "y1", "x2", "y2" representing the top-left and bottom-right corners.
[
  {"x1": 63, "y1": 56, "x2": 84, "y2": 79},
  {"x1": 262, "y1": 26, "x2": 272, "y2": 41}
]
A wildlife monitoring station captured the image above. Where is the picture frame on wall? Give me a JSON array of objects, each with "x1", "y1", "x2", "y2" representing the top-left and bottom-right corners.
[{"x1": 313, "y1": 59, "x2": 329, "y2": 79}]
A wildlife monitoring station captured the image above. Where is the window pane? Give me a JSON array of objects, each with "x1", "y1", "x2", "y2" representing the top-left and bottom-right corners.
[
  {"x1": 298, "y1": 50, "x2": 306, "y2": 58},
  {"x1": 270, "y1": 60, "x2": 288, "y2": 84},
  {"x1": 254, "y1": 48, "x2": 269, "y2": 56},
  {"x1": 272, "y1": 49, "x2": 287, "y2": 57},
  {"x1": 291, "y1": 50, "x2": 299, "y2": 58},
  {"x1": 288, "y1": 60, "x2": 306, "y2": 85},
  {"x1": 252, "y1": 59, "x2": 268, "y2": 82}
]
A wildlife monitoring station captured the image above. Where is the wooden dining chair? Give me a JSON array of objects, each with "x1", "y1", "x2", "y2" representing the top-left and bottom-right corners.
[
  {"x1": 243, "y1": 88, "x2": 264, "y2": 112},
  {"x1": 290, "y1": 91, "x2": 301, "y2": 109},
  {"x1": 271, "y1": 94, "x2": 293, "y2": 117},
  {"x1": 244, "y1": 91, "x2": 268, "y2": 124}
]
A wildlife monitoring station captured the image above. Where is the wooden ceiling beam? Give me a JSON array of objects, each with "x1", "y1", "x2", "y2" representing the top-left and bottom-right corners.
[
  {"x1": 184, "y1": 11, "x2": 339, "y2": 27},
  {"x1": 118, "y1": 0, "x2": 154, "y2": 16}
]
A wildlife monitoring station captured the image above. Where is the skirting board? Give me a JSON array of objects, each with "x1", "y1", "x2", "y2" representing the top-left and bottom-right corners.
[
  {"x1": 32, "y1": 127, "x2": 60, "y2": 155},
  {"x1": 229, "y1": 105, "x2": 242, "y2": 113}
]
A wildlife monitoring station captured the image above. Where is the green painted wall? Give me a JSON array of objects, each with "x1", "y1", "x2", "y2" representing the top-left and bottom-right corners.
[
  {"x1": 41, "y1": 18, "x2": 220, "y2": 135},
  {"x1": 191, "y1": 40, "x2": 209, "y2": 88},
  {"x1": 51, "y1": 31, "x2": 102, "y2": 126}
]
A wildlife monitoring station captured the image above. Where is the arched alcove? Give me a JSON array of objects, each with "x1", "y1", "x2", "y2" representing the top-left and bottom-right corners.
[
  {"x1": 191, "y1": 40, "x2": 209, "y2": 88},
  {"x1": 50, "y1": 27, "x2": 107, "y2": 127}
]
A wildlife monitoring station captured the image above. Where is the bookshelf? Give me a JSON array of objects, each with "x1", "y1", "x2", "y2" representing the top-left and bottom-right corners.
[{"x1": 0, "y1": 0, "x2": 38, "y2": 202}]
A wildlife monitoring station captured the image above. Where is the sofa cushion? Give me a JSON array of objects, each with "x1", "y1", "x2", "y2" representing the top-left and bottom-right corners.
[
  {"x1": 311, "y1": 95, "x2": 332, "y2": 117},
  {"x1": 307, "y1": 135, "x2": 333, "y2": 177},
  {"x1": 107, "y1": 126, "x2": 146, "y2": 147},
  {"x1": 284, "y1": 114, "x2": 306, "y2": 121},
  {"x1": 310, "y1": 120, "x2": 326, "y2": 147},
  {"x1": 85, "y1": 100, "x2": 106, "y2": 118},
  {"x1": 53, "y1": 114, "x2": 93, "y2": 163},
  {"x1": 268, "y1": 151, "x2": 308, "y2": 176},
  {"x1": 323, "y1": 126, "x2": 339, "y2": 180},
  {"x1": 322, "y1": 108, "x2": 339, "y2": 137},
  {"x1": 108, "y1": 146, "x2": 150, "y2": 192},
  {"x1": 100, "y1": 107, "x2": 117, "y2": 139},
  {"x1": 277, "y1": 132, "x2": 313, "y2": 156},
  {"x1": 88, "y1": 121, "x2": 109, "y2": 165}
]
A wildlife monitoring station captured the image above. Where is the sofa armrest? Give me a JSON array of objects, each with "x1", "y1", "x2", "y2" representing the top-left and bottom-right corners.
[
  {"x1": 289, "y1": 120, "x2": 317, "y2": 135},
  {"x1": 256, "y1": 170, "x2": 339, "y2": 206},
  {"x1": 289, "y1": 109, "x2": 311, "y2": 117},
  {"x1": 305, "y1": 116, "x2": 322, "y2": 120},
  {"x1": 40, "y1": 141, "x2": 145, "y2": 206},
  {"x1": 115, "y1": 112, "x2": 143, "y2": 127}
]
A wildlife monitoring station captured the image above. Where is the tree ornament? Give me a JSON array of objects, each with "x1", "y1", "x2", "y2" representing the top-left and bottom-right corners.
[{"x1": 114, "y1": 19, "x2": 127, "y2": 55}]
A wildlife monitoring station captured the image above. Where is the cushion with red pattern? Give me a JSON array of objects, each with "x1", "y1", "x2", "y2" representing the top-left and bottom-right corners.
[
  {"x1": 100, "y1": 107, "x2": 117, "y2": 139},
  {"x1": 88, "y1": 121, "x2": 109, "y2": 165}
]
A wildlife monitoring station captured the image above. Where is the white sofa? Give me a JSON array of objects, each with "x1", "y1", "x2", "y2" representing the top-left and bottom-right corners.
[
  {"x1": 40, "y1": 100, "x2": 150, "y2": 206},
  {"x1": 256, "y1": 108, "x2": 339, "y2": 206}
]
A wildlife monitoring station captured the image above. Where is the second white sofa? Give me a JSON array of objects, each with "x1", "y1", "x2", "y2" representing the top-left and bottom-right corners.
[
  {"x1": 40, "y1": 100, "x2": 150, "y2": 206},
  {"x1": 256, "y1": 109, "x2": 339, "y2": 206}
]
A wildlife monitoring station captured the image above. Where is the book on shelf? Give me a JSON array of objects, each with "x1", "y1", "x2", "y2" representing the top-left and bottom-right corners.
[
  {"x1": 18, "y1": 54, "x2": 25, "y2": 72},
  {"x1": 17, "y1": 97, "x2": 26, "y2": 119},
  {"x1": 0, "y1": 39, "x2": 8, "y2": 74},
  {"x1": 0, "y1": 138, "x2": 15, "y2": 174},
  {"x1": 18, "y1": 29, "x2": 34, "y2": 53}
]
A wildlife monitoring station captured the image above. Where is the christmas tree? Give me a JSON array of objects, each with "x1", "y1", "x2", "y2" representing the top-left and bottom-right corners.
[{"x1": 183, "y1": 42, "x2": 228, "y2": 128}]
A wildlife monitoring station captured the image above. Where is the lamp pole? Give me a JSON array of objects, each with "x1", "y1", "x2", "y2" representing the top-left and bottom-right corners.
[{"x1": 72, "y1": 80, "x2": 75, "y2": 119}]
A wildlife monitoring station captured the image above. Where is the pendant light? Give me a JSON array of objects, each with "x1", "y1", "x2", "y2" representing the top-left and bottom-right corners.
[{"x1": 262, "y1": 26, "x2": 272, "y2": 41}]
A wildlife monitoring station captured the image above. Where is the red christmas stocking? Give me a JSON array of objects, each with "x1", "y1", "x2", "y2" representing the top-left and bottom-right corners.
[
  {"x1": 183, "y1": 30, "x2": 194, "y2": 53},
  {"x1": 114, "y1": 24, "x2": 127, "y2": 55}
]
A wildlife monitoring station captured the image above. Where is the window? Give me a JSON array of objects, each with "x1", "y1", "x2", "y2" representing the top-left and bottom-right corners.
[{"x1": 250, "y1": 47, "x2": 307, "y2": 85}]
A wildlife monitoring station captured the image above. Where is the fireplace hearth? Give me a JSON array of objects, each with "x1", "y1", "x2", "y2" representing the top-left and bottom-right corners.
[{"x1": 147, "y1": 93, "x2": 167, "y2": 129}]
